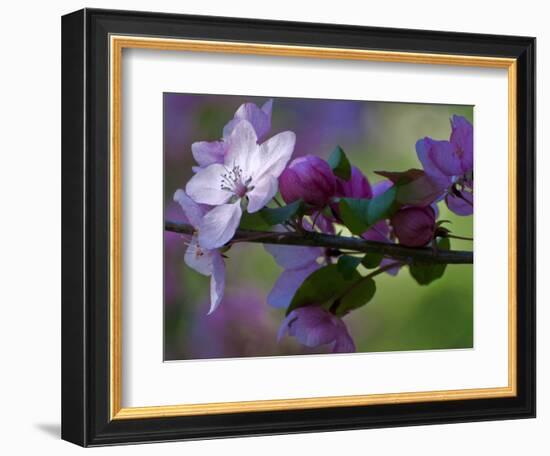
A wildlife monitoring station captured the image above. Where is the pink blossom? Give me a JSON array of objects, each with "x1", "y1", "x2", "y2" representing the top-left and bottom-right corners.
[
  {"x1": 416, "y1": 115, "x2": 473, "y2": 215},
  {"x1": 278, "y1": 306, "x2": 355, "y2": 353},
  {"x1": 264, "y1": 243, "x2": 323, "y2": 309},
  {"x1": 191, "y1": 100, "x2": 273, "y2": 170},
  {"x1": 173, "y1": 190, "x2": 225, "y2": 314},
  {"x1": 186, "y1": 120, "x2": 295, "y2": 249}
]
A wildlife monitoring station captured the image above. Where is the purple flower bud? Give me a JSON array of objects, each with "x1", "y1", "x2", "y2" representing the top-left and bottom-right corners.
[
  {"x1": 335, "y1": 166, "x2": 373, "y2": 199},
  {"x1": 391, "y1": 206, "x2": 436, "y2": 247},
  {"x1": 279, "y1": 155, "x2": 336, "y2": 208}
]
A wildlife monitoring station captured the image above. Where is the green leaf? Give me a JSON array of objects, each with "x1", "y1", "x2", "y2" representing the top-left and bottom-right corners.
[
  {"x1": 337, "y1": 255, "x2": 362, "y2": 279},
  {"x1": 339, "y1": 198, "x2": 369, "y2": 235},
  {"x1": 260, "y1": 200, "x2": 303, "y2": 225},
  {"x1": 409, "y1": 237, "x2": 451, "y2": 285},
  {"x1": 339, "y1": 187, "x2": 397, "y2": 235},
  {"x1": 287, "y1": 264, "x2": 361, "y2": 315},
  {"x1": 238, "y1": 212, "x2": 271, "y2": 231},
  {"x1": 367, "y1": 185, "x2": 397, "y2": 225},
  {"x1": 335, "y1": 278, "x2": 376, "y2": 316},
  {"x1": 328, "y1": 145, "x2": 352, "y2": 180},
  {"x1": 361, "y1": 252, "x2": 384, "y2": 269},
  {"x1": 409, "y1": 262, "x2": 446, "y2": 286}
]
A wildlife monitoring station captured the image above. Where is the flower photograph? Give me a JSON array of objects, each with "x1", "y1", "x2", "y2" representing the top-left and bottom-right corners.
[{"x1": 164, "y1": 93, "x2": 474, "y2": 360}]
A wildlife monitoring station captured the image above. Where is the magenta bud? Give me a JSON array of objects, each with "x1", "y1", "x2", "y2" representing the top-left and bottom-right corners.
[
  {"x1": 335, "y1": 166, "x2": 373, "y2": 199},
  {"x1": 279, "y1": 155, "x2": 336, "y2": 207},
  {"x1": 331, "y1": 166, "x2": 373, "y2": 221},
  {"x1": 391, "y1": 206, "x2": 436, "y2": 247}
]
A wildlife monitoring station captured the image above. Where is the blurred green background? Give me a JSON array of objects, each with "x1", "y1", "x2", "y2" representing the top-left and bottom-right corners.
[{"x1": 164, "y1": 93, "x2": 473, "y2": 360}]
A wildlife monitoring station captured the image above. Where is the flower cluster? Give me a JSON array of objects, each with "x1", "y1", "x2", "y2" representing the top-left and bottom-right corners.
[
  {"x1": 173, "y1": 101, "x2": 473, "y2": 354},
  {"x1": 416, "y1": 115, "x2": 473, "y2": 215}
]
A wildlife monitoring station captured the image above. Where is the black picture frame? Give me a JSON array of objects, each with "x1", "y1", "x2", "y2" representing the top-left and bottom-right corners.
[{"x1": 62, "y1": 8, "x2": 536, "y2": 447}]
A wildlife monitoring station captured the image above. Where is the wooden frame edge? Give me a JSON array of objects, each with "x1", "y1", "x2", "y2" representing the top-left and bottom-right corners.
[
  {"x1": 108, "y1": 35, "x2": 518, "y2": 421},
  {"x1": 110, "y1": 35, "x2": 123, "y2": 420},
  {"x1": 112, "y1": 386, "x2": 516, "y2": 420},
  {"x1": 507, "y1": 61, "x2": 518, "y2": 396}
]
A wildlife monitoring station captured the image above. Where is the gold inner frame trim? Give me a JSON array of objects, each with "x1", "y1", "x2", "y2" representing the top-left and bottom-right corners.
[{"x1": 109, "y1": 35, "x2": 518, "y2": 420}]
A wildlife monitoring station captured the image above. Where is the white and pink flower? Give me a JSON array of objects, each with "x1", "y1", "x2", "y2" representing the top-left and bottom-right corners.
[
  {"x1": 186, "y1": 120, "x2": 296, "y2": 249},
  {"x1": 173, "y1": 190, "x2": 225, "y2": 314},
  {"x1": 191, "y1": 100, "x2": 273, "y2": 171}
]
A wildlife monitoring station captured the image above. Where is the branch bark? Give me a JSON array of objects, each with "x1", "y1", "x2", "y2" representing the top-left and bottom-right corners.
[{"x1": 165, "y1": 221, "x2": 473, "y2": 265}]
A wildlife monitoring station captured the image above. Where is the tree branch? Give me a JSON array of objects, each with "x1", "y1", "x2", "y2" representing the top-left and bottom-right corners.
[{"x1": 165, "y1": 221, "x2": 473, "y2": 265}]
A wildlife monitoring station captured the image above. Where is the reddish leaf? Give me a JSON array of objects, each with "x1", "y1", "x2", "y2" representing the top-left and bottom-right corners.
[
  {"x1": 376, "y1": 169, "x2": 445, "y2": 207},
  {"x1": 396, "y1": 174, "x2": 445, "y2": 206},
  {"x1": 375, "y1": 169, "x2": 425, "y2": 185}
]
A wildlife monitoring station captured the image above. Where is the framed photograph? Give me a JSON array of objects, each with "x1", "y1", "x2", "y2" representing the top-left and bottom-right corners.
[{"x1": 61, "y1": 8, "x2": 535, "y2": 447}]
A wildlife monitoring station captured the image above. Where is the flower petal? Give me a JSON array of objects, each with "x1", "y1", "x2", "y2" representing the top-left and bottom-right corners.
[
  {"x1": 380, "y1": 257, "x2": 401, "y2": 276},
  {"x1": 185, "y1": 163, "x2": 233, "y2": 205},
  {"x1": 372, "y1": 180, "x2": 394, "y2": 198},
  {"x1": 208, "y1": 251, "x2": 226, "y2": 314},
  {"x1": 298, "y1": 323, "x2": 338, "y2": 347},
  {"x1": 446, "y1": 189, "x2": 473, "y2": 216},
  {"x1": 450, "y1": 115, "x2": 473, "y2": 173},
  {"x1": 246, "y1": 174, "x2": 278, "y2": 213},
  {"x1": 261, "y1": 99, "x2": 273, "y2": 118},
  {"x1": 288, "y1": 307, "x2": 338, "y2": 347},
  {"x1": 184, "y1": 235, "x2": 213, "y2": 276},
  {"x1": 312, "y1": 212, "x2": 336, "y2": 234},
  {"x1": 332, "y1": 330, "x2": 356, "y2": 353},
  {"x1": 265, "y1": 243, "x2": 322, "y2": 270},
  {"x1": 223, "y1": 100, "x2": 273, "y2": 142},
  {"x1": 252, "y1": 131, "x2": 296, "y2": 182},
  {"x1": 191, "y1": 140, "x2": 226, "y2": 168},
  {"x1": 224, "y1": 120, "x2": 259, "y2": 175},
  {"x1": 362, "y1": 220, "x2": 390, "y2": 243},
  {"x1": 277, "y1": 312, "x2": 298, "y2": 343},
  {"x1": 173, "y1": 189, "x2": 205, "y2": 228},
  {"x1": 198, "y1": 201, "x2": 243, "y2": 249},
  {"x1": 416, "y1": 138, "x2": 458, "y2": 182},
  {"x1": 336, "y1": 166, "x2": 372, "y2": 199},
  {"x1": 278, "y1": 307, "x2": 354, "y2": 351},
  {"x1": 267, "y1": 262, "x2": 320, "y2": 309}
]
